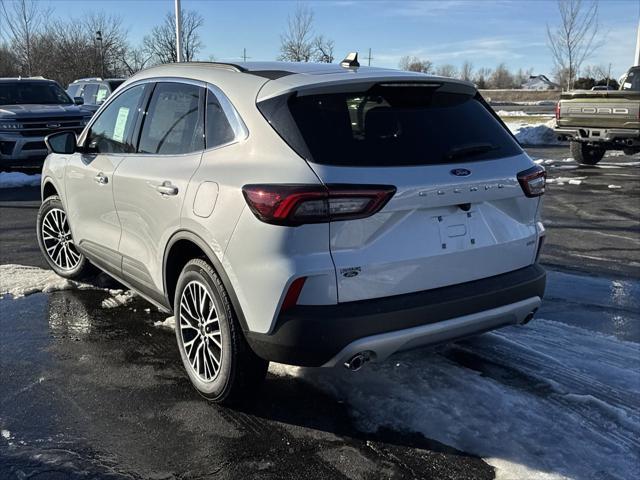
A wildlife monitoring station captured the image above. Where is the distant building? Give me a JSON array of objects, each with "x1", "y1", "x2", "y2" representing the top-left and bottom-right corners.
[{"x1": 522, "y1": 75, "x2": 559, "y2": 90}]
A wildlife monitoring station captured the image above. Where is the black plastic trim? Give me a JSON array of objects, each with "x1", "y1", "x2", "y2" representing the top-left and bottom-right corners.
[{"x1": 245, "y1": 264, "x2": 546, "y2": 367}]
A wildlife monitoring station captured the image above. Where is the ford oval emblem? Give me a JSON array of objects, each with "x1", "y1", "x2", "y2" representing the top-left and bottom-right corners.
[{"x1": 451, "y1": 168, "x2": 471, "y2": 177}]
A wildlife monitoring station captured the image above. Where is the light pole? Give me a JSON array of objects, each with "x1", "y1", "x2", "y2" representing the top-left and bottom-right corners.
[
  {"x1": 175, "y1": 0, "x2": 183, "y2": 62},
  {"x1": 95, "y1": 30, "x2": 104, "y2": 78}
]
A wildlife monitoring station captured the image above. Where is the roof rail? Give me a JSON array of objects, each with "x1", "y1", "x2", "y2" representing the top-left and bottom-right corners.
[{"x1": 146, "y1": 62, "x2": 247, "y2": 73}]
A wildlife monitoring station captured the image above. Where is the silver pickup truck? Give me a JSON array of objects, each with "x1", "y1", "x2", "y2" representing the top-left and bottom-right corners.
[
  {"x1": 554, "y1": 66, "x2": 640, "y2": 165},
  {"x1": 0, "y1": 77, "x2": 93, "y2": 168}
]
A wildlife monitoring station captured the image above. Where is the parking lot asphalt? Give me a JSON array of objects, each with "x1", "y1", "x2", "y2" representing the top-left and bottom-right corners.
[{"x1": 0, "y1": 147, "x2": 638, "y2": 479}]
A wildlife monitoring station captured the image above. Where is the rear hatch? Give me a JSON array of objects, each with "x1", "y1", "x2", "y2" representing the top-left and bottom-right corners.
[{"x1": 259, "y1": 81, "x2": 542, "y2": 303}]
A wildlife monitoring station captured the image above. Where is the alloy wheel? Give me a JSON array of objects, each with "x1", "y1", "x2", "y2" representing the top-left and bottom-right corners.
[
  {"x1": 41, "y1": 208, "x2": 82, "y2": 271},
  {"x1": 179, "y1": 280, "x2": 223, "y2": 382}
]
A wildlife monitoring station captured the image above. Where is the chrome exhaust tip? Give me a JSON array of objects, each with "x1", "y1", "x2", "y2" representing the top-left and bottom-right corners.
[
  {"x1": 521, "y1": 308, "x2": 538, "y2": 325},
  {"x1": 344, "y1": 352, "x2": 370, "y2": 371}
]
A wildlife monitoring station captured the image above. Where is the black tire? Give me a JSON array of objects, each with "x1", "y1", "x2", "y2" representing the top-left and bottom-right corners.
[
  {"x1": 174, "y1": 258, "x2": 268, "y2": 404},
  {"x1": 37, "y1": 195, "x2": 95, "y2": 279},
  {"x1": 570, "y1": 141, "x2": 605, "y2": 165}
]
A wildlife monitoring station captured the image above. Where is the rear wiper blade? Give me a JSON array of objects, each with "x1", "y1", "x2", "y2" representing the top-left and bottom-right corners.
[{"x1": 446, "y1": 142, "x2": 497, "y2": 160}]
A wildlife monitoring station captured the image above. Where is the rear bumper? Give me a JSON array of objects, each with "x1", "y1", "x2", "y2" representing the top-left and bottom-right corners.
[
  {"x1": 554, "y1": 126, "x2": 640, "y2": 145},
  {"x1": 245, "y1": 264, "x2": 546, "y2": 367}
]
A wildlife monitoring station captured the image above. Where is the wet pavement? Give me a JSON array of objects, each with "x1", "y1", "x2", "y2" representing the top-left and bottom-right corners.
[{"x1": 1, "y1": 148, "x2": 639, "y2": 479}]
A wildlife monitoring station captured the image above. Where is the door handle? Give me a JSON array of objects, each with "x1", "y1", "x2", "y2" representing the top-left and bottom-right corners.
[
  {"x1": 94, "y1": 172, "x2": 108, "y2": 185},
  {"x1": 156, "y1": 181, "x2": 178, "y2": 196}
]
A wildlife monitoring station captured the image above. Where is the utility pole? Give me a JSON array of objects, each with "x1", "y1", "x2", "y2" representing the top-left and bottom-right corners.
[
  {"x1": 635, "y1": 18, "x2": 640, "y2": 66},
  {"x1": 175, "y1": 0, "x2": 183, "y2": 62},
  {"x1": 365, "y1": 48, "x2": 373, "y2": 66},
  {"x1": 95, "y1": 30, "x2": 104, "y2": 77},
  {"x1": 241, "y1": 48, "x2": 250, "y2": 62}
]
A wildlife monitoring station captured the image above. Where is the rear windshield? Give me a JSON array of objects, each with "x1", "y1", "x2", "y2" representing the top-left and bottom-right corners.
[
  {"x1": 0, "y1": 81, "x2": 72, "y2": 105},
  {"x1": 259, "y1": 85, "x2": 522, "y2": 167}
]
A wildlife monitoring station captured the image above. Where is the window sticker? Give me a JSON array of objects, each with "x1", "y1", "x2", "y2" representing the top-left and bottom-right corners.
[
  {"x1": 113, "y1": 107, "x2": 130, "y2": 143},
  {"x1": 96, "y1": 88, "x2": 108, "y2": 103}
]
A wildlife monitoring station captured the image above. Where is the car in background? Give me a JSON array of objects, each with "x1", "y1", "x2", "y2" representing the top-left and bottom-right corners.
[
  {"x1": 0, "y1": 77, "x2": 93, "y2": 168},
  {"x1": 66, "y1": 77, "x2": 125, "y2": 113},
  {"x1": 555, "y1": 66, "x2": 640, "y2": 165},
  {"x1": 591, "y1": 85, "x2": 616, "y2": 91}
]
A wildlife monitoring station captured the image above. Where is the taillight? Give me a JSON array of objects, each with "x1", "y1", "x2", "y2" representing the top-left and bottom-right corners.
[
  {"x1": 517, "y1": 165, "x2": 546, "y2": 198},
  {"x1": 555, "y1": 102, "x2": 561, "y2": 120},
  {"x1": 242, "y1": 184, "x2": 396, "y2": 226}
]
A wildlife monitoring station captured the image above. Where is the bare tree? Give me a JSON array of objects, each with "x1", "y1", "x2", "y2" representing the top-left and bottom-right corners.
[
  {"x1": 313, "y1": 35, "x2": 334, "y2": 63},
  {"x1": 398, "y1": 55, "x2": 433, "y2": 73},
  {"x1": 459, "y1": 60, "x2": 474, "y2": 81},
  {"x1": 0, "y1": 42, "x2": 19, "y2": 76},
  {"x1": 547, "y1": 0, "x2": 601, "y2": 90},
  {"x1": 120, "y1": 46, "x2": 153, "y2": 76},
  {"x1": 279, "y1": 4, "x2": 335, "y2": 63},
  {"x1": 144, "y1": 9, "x2": 204, "y2": 63},
  {"x1": 489, "y1": 63, "x2": 515, "y2": 88},
  {"x1": 474, "y1": 67, "x2": 492, "y2": 89},
  {"x1": 436, "y1": 64, "x2": 458, "y2": 78},
  {"x1": 0, "y1": 0, "x2": 48, "y2": 75}
]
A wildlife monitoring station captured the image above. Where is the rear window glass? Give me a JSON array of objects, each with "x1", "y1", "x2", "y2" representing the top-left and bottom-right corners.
[
  {"x1": 622, "y1": 68, "x2": 640, "y2": 91},
  {"x1": 262, "y1": 85, "x2": 521, "y2": 166}
]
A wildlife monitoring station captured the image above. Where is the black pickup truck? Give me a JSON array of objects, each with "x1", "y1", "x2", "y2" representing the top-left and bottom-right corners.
[
  {"x1": 0, "y1": 78, "x2": 93, "y2": 168},
  {"x1": 554, "y1": 66, "x2": 640, "y2": 165}
]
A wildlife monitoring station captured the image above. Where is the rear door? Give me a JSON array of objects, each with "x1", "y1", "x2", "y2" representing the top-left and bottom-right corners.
[
  {"x1": 112, "y1": 81, "x2": 205, "y2": 294},
  {"x1": 270, "y1": 83, "x2": 541, "y2": 302}
]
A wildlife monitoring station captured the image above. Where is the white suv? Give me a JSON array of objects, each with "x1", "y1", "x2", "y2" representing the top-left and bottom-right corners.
[{"x1": 38, "y1": 60, "x2": 546, "y2": 404}]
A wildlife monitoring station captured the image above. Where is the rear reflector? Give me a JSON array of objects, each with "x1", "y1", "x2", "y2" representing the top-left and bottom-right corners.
[
  {"x1": 281, "y1": 277, "x2": 306, "y2": 311},
  {"x1": 517, "y1": 165, "x2": 546, "y2": 198},
  {"x1": 242, "y1": 184, "x2": 396, "y2": 226},
  {"x1": 555, "y1": 102, "x2": 561, "y2": 120}
]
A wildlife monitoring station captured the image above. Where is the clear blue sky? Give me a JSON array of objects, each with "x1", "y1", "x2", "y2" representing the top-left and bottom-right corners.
[{"x1": 43, "y1": 0, "x2": 639, "y2": 79}]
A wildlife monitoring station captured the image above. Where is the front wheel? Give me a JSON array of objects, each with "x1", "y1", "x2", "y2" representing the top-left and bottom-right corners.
[
  {"x1": 570, "y1": 141, "x2": 605, "y2": 165},
  {"x1": 37, "y1": 195, "x2": 94, "y2": 279},
  {"x1": 174, "y1": 258, "x2": 268, "y2": 404}
]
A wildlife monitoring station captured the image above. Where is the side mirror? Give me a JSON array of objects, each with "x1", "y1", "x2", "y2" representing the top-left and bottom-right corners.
[
  {"x1": 74, "y1": 96, "x2": 84, "y2": 105},
  {"x1": 45, "y1": 131, "x2": 77, "y2": 154}
]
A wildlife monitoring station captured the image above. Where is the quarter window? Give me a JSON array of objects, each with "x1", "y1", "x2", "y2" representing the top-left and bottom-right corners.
[
  {"x1": 206, "y1": 90, "x2": 235, "y2": 148},
  {"x1": 81, "y1": 83, "x2": 99, "y2": 105},
  {"x1": 86, "y1": 84, "x2": 145, "y2": 154},
  {"x1": 138, "y1": 82, "x2": 204, "y2": 155},
  {"x1": 96, "y1": 84, "x2": 110, "y2": 104}
]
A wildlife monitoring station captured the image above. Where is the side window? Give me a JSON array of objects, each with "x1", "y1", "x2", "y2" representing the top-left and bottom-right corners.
[
  {"x1": 86, "y1": 84, "x2": 145, "y2": 154},
  {"x1": 82, "y1": 83, "x2": 99, "y2": 105},
  {"x1": 138, "y1": 82, "x2": 204, "y2": 155},
  {"x1": 96, "y1": 84, "x2": 110, "y2": 104},
  {"x1": 206, "y1": 89, "x2": 235, "y2": 148},
  {"x1": 67, "y1": 84, "x2": 80, "y2": 98}
]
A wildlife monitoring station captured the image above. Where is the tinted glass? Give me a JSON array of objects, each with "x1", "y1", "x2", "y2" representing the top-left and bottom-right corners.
[
  {"x1": 82, "y1": 83, "x2": 99, "y2": 105},
  {"x1": 138, "y1": 82, "x2": 204, "y2": 155},
  {"x1": 0, "y1": 81, "x2": 72, "y2": 105},
  {"x1": 206, "y1": 90, "x2": 235, "y2": 148},
  {"x1": 271, "y1": 86, "x2": 522, "y2": 166},
  {"x1": 86, "y1": 84, "x2": 145, "y2": 154},
  {"x1": 108, "y1": 80, "x2": 124, "y2": 91}
]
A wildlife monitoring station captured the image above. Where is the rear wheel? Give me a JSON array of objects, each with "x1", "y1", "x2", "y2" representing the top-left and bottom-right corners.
[
  {"x1": 37, "y1": 196, "x2": 94, "y2": 279},
  {"x1": 174, "y1": 258, "x2": 268, "y2": 404},
  {"x1": 570, "y1": 141, "x2": 605, "y2": 165}
]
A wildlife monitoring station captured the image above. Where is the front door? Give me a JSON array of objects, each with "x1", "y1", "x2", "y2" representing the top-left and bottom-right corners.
[
  {"x1": 113, "y1": 81, "x2": 205, "y2": 294},
  {"x1": 65, "y1": 84, "x2": 147, "y2": 273}
]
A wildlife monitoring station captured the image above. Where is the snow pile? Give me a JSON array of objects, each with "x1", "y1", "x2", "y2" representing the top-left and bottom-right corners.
[
  {"x1": 101, "y1": 290, "x2": 136, "y2": 309},
  {"x1": 0, "y1": 264, "x2": 95, "y2": 297},
  {"x1": 608, "y1": 185, "x2": 622, "y2": 189},
  {"x1": 154, "y1": 316, "x2": 176, "y2": 330},
  {"x1": 271, "y1": 319, "x2": 640, "y2": 480},
  {"x1": 0, "y1": 172, "x2": 41, "y2": 189},
  {"x1": 506, "y1": 119, "x2": 563, "y2": 146},
  {"x1": 546, "y1": 176, "x2": 586, "y2": 186}
]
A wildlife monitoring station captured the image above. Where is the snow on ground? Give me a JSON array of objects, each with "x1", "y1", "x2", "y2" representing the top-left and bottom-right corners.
[
  {"x1": 546, "y1": 176, "x2": 586, "y2": 186},
  {"x1": 496, "y1": 111, "x2": 553, "y2": 117},
  {"x1": 154, "y1": 316, "x2": 176, "y2": 330},
  {"x1": 0, "y1": 172, "x2": 41, "y2": 189},
  {"x1": 271, "y1": 318, "x2": 640, "y2": 480},
  {"x1": 506, "y1": 119, "x2": 563, "y2": 146},
  {"x1": 0, "y1": 264, "x2": 132, "y2": 306}
]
